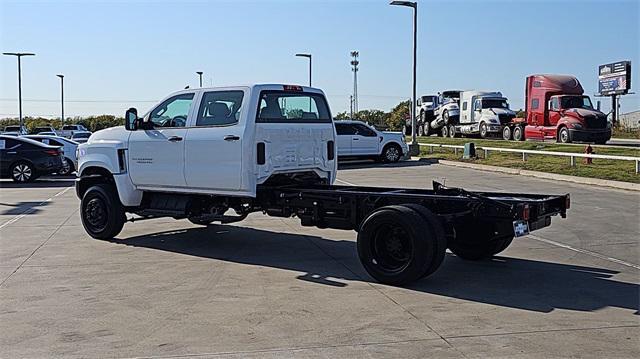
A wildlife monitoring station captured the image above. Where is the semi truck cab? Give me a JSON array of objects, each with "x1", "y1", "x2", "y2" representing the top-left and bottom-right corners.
[
  {"x1": 524, "y1": 75, "x2": 611, "y2": 144},
  {"x1": 457, "y1": 91, "x2": 516, "y2": 137}
]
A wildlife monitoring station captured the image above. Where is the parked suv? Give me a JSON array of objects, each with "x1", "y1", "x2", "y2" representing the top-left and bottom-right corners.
[{"x1": 335, "y1": 120, "x2": 407, "y2": 162}]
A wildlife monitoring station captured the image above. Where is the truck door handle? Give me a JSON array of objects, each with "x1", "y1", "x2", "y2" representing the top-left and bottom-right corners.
[
  {"x1": 224, "y1": 135, "x2": 240, "y2": 141},
  {"x1": 168, "y1": 136, "x2": 183, "y2": 142}
]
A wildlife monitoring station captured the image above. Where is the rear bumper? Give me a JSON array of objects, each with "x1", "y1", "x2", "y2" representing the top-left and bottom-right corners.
[
  {"x1": 569, "y1": 129, "x2": 611, "y2": 143},
  {"x1": 35, "y1": 156, "x2": 64, "y2": 174}
]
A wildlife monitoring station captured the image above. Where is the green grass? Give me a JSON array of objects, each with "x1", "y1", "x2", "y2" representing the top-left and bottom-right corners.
[{"x1": 412, "y1": 136, "x2": 640, "y2": 184}]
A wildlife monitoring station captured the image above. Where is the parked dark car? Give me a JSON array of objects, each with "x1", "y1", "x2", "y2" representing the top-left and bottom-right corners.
[{"x1": 0, "y1": 135, "x2": 64, "y2": 182}]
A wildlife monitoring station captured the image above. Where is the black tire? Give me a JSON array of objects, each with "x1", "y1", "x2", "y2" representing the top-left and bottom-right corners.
[
  {"x1": 188, "y1": 217, "x2": 217, "y2": 226},
  {"x1": 400, "y1": 204, "x2": 446, "y2": 278},
  {"x1": 80, "y1": 183, "x2": 126, "y2": 239},
  {"x1": 417, "y1": 124, "x2": 424, "y2": 137},
  {"x1": 381, "y1": 144, "x2": 402, "y2": 163},
  {"x1": 502, "y1": 126, "x2": 512, "y2": 141},
  {"x1": 357, "y1": 205, "x2": 444, "y2": 285},
  {"x1": 10, "y1": 161, "x2": 36, "y2": 183},
  {"x1": 479, "y1": 122, "x2": 488, "y2": 138},
  {"x1": 513, "y1": 126, "x2": 524, "y2": 141},
  {"x1": 441, "y1": 125, "x2": 449, "y2": 138},
  {"x1": 448, "y1": 124, "x2": 456, "y2": 138},
  {"x1": 448, "y1": 222, "x2": 514, "y2": 260},
  {"x1": 558, "y1": 127, "x2": 571, "y2": 143},
  {"x1": 58, "y1": 158, "x2": 74, "y2": 176}
]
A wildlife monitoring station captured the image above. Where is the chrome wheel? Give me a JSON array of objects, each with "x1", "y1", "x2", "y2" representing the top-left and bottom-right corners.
[
  {"x1": 11, "y1": 163, "x2": 33, "y2": 182},
  {"x1": 559, "y1": 128, "x2": 570, "y2": 143},
  {"x1": 59, "y1": 158, "x2": 72, "y2": 175},
  {"x1": 384, "y1": 146, "x2": 400, "y2": 162}
]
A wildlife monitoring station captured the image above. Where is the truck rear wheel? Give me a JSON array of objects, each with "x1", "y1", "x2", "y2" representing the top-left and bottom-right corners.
[
  {"x1": 357, "y1": 204, "x2": 446, "y2": 285},
  {"x1": 441, "y1": 125, "x2": 449, "y2": 138},
  {"x1": 448, "y1": 223, "x2": 514, "y2": 260},
  {"x1": 448, "y1": 124, "x2": 456, "y2": 138},
  {"x1": 81, "y1": 183, "x2": 126, "y2": 240},
  {"x1": 513, "y1": 126, "x2": 524, "y2": 141},
  {"x1": 502, "y1": 126, "x2": 512, "y2": 141}
]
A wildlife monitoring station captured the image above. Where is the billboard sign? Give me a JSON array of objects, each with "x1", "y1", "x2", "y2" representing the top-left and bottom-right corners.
[{"x1": 598, "y1": 61, "x2": 631, "y2": 96}]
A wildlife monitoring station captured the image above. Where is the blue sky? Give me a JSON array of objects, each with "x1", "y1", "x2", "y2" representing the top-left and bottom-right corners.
[{"x1": 1, "y1": 0, "x2": 638, "y2": 118}]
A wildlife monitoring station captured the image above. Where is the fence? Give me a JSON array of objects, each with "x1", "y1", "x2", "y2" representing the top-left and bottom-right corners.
[{"x1": 419, "y1": 143, "x2": 640, "y2": 174}]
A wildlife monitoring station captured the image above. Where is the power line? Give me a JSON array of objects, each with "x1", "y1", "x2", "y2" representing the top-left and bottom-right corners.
[{"x1": 0, "y1": 98, "x2": 158, "y2": 103}]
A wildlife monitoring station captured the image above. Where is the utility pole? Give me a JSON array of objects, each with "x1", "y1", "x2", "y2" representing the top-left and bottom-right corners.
[
  {"x1": 295, "y1": 53, "x2": 312, "y2": 86},
  {"x1": 349, "y1": 95, "x2": 354, "y2": 119},
  {"x1": 390, "y1": 1, "x2": 419, "y2": 155},
  {"x1": 57, "y1": 74, "x2": 64, "y2": 127},
  {"x1": 350, "y1": 51, "x2": 359, "y2": 116},
  {"x1": 3, "y1": 52, "x2": 35, "y2": 130},
  {"x1": 196, "y1": 71, "x2": 203, "y2": 87}
]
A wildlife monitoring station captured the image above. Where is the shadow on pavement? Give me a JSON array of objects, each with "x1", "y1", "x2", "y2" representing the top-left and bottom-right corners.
[
  {"x1": 0, "y1": 201, "x2": 51, "y2": 215},
  {"x1": 104, "y1": 225, "x2": 639, "y2": 314},
  {"x1": 0, "y1": 178, "x2": 75, "y2": 189},
  {"x1": 339, "y1": 158, "x2": 438, "y2": 171}
]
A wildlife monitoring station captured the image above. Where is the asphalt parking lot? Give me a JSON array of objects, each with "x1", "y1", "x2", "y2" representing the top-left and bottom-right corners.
[{"x1": 1, "y1": 162, "x2": 638, "y2": 358}]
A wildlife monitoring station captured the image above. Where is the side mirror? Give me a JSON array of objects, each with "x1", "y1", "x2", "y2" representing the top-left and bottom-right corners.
[{"x1": 125, "y1": 108, "x2": 138, "y2": 131}]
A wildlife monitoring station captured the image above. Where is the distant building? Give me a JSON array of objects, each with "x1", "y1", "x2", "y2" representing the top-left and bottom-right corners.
[{"x1": 619, "y1": 110, "x2": 640, "y2": 129}]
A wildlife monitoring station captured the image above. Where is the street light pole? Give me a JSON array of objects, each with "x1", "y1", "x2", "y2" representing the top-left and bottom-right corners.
[
  {"x1": 295, "y1": 53, "x2": 312, "y2": 86},
  {"x1": 196, "y1": 71, "x2": 203, "y2": 87},
  {"x1": 57, "y1": 74, "x2": 64, "y2": 127},
  {"x1": 3, "y1": 52, "x2": 35, "y2": 130},
  {"x1": 390, "y1": 1, "x2": 419, "y2": 156}
]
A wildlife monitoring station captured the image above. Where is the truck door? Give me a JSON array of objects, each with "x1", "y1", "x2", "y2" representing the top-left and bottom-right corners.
[
  {"x1": 184, "y1": 90, "x2": 245, "y2": 191},
  {"x1": 334, "y1": 123, "x2": 354, "y2": 156},
  {"x1": 472, "y1": 98, "x2": 482, "y2": 123},
  {"x1": 128, "y1": 92, "x2": 194, "y2": 188},
  {"x1": 351, "y1": 123, "x2": 379, "y2": 155}
]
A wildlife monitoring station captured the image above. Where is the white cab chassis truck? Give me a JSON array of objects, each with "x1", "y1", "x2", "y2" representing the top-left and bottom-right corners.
[
  {"x1": 444, "y1": 91, "x2": 516, "y2": 138},
  {"x1": 76, "y1": 84, "x2": 569, "y2": 285}
]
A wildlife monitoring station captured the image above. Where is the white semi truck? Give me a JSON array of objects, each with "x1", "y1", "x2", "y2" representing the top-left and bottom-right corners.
[
  {"x1": 75, "y1": 84, "x2": 569, "y2": 285},
  {"x1": 437, "y1": 91, "x2": 516, "y2": 138}
]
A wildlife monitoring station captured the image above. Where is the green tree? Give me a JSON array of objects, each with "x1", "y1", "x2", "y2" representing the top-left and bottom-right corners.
[
  {"x1": 334, "y1": 111, "x2": 350, "y2": 120},
  {"x1": 387, "y1": 100, "x2": 411, "y2": 131},
  {"x1": 355, "y1": 109, "x2": 388, "y2": 128}
]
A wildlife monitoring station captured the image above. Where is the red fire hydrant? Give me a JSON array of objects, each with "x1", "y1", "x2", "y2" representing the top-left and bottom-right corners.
[{"x1": 584, "y1": 144, "x2": 594, "y2": 164}]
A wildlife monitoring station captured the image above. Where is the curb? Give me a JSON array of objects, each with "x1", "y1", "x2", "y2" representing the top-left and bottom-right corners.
[{"x1": 411, "y1": 157, "x2": 640, "y2": 192}]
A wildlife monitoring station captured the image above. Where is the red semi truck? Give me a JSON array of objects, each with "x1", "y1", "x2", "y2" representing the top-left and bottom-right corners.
[{"x1": 504, "y1": 75, "x2": 611, "y2": 144}]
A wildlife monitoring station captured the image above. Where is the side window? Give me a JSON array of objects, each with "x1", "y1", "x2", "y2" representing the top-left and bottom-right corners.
[
  {"x1": 462, "y1": 102, "x2": 468, "y2": 111},
  {"x1": 354, "y1": 124, "x2": 377, "y2": 137},
  {"x1": 473, "y1": 99, "x2": 481, "y2": 111},
  {"x1": 335, "y1": 123, "x2": 355, "y2": 135},
  {"x1": 149, "y1": 93, "x2": 194, "y2": 128},
  {"x1": 62, "y1": 126, "x2": 72, "y2": 130},
  {"x1": 550, "y1": 98, "x2": 559, "y2": 111},
  {"x1": 196, "y1": 91, "x2": 244, "y2": 127},
  {"x1": 531, "y1": 99, "x2": 539, "y2": 110}
]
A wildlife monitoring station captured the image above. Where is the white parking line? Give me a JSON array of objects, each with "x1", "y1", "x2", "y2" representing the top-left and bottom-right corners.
[
  {"x1": 528, "y1": 234, "x2": 640, "y2": 270},
  {"x1": 335, "y1": 176, "x2": 639, "y2": 271},
  {"x1": 0, "y1": 187, "x2": 73, "y2": 229}
]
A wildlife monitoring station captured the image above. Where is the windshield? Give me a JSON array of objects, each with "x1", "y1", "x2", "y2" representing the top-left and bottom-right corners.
[
  {"x1": 4, "y1": 126, "x2": 20, "y2": 131},
  {"x1": 482, "y1": 99, "x2": 509, "y2": 109},
  {"x1": 560, "y1": 96, "x2": 593, "y2": 110},
  {"x1": 73, "y1": 133, "x2": 91, "y2": 138}
]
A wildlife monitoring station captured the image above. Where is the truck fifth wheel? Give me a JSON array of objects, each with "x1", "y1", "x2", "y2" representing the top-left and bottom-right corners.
[{"x1": 75, "y1": 84, "x2": 570, "y2": 286}]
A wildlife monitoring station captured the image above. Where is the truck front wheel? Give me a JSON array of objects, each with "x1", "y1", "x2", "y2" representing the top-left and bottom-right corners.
[
  {"x1": 81, "y1": 183, "x2": 126, "y2": 240},
  {"x1": 479, "y1": 122, "x2": 488, "y2": 138},
  {"x1": 558, "y1": 127, "x2": 571, "y2": 143},
  {"x1": 357, "y1": 205, "x2": 446, "y2": 285}
]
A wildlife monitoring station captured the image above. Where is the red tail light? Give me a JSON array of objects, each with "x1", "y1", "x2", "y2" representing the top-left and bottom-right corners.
[
  {"x1": 522, "y1": 204, "x2": 530, "y2": 221},
  {"x1": 283, "y1": 85, "x2": 303, "y2": 91},
  {"x1": 43, "y1": 149, "x2": 60, "y2": 156}
]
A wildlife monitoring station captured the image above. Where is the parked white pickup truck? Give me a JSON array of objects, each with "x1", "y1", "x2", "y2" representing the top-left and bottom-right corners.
[
  {"x1": 59, "y1": 124, "x2": 89, "y2": 138},
  {"x1": 334, "y1": 120, "x2": 408, "y2": 162},
  {"x1": 75, "y1": 84, "x2": 569, "y2": 285}
]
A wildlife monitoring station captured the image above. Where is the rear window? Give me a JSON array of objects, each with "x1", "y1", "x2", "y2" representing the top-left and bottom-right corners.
[
  {"x1": 73, "y1": 133, "x2": 91, "y2": 138},
  {"x1": 256, "y1": 91, "x2": 331, "y2": 123}
]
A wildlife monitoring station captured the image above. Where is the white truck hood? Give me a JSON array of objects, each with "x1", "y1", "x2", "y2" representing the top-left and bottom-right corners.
[{"x1": 87, "y1": 126, "x2": 130, "y2": 146}]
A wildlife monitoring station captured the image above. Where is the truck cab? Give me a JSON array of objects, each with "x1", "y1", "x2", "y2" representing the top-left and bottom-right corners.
[
  {"x1": 457, "y1": 91, "x2": 516, "y2": 137},
  {"x1": 524, "y1": 74, "x2": 611, "y2": 143},
  {"x1": 77, "y1": 84, "x2": 337, "y2": 208}
]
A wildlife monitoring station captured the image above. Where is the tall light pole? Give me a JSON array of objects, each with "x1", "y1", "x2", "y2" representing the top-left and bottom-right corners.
[
  {"x1": 196, "y1": 71, "x2": 203, "y2": 87},
  {"x1": 3, "y1": 52, "x2": 35, "y2": 129},
  {"x1": 390, "y1": 1, "x2": 419, "y2": 155},
  {"x1": 295, "y1": 53, "x2": 312, "y2": 86},
  {"x1": 56, "y1": 74, "x2": 64, "y2": 127},
  {"x1": 350, "y1": 51, "x2": 359, "y2": 116}
]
